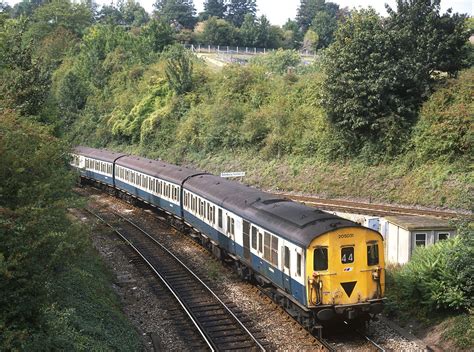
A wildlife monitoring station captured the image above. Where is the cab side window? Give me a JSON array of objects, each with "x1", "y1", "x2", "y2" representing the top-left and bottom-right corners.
[
  {"x1": 314, "y1": 247, "x2": 328, "y2": 271},
  {"x1": 367, "y1": 243, "x2": 379, "y2": 266}
]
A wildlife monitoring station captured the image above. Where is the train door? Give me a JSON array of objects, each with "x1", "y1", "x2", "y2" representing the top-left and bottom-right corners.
[
  {"x1": 282, "y1": 245, "x2": 292, "y2": 293},
  {"x1": 242, "y1": 220, "x2": 251, "y2": 262}
]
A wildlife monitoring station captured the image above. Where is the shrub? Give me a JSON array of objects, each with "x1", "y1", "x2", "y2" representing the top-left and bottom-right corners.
[{"x1": 387, "y1": 221, "x2": 473, "y2": 317}]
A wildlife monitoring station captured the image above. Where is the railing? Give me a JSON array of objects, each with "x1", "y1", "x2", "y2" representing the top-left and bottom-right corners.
[{"x1": 183, "y1": 44, "x2": 315, "y2": 57}]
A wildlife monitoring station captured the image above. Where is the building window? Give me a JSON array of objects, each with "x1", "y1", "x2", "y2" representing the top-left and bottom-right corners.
[
  {"x1": 314, "y1": 247, "x2": 328, "y2": 271},
  {"x1": 438, "y1": 233, "x2": 449, "y2": 241},
  {"x1": 415, "y1": 233, "x2": 426, "y2": 247},
  {"x1": 367, "y1": 243, "x2": 379, "y2": 266},
  {"x1": 341, "y1": 247, "x2": 354, "y2": 264}
]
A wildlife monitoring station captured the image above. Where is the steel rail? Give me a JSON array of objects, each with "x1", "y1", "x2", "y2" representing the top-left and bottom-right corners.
[
  {"x1": 112, "y1": 211, "x2": 266, "y2": 352},
  {"x1": 87, "y1": 207, "x2": 266, "y2": 351},
  {"x1": 85, "y1": 208, "x2": 216, "y2": 352}
]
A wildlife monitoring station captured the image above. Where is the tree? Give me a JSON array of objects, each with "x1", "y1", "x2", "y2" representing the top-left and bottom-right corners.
[
  {"x1": 311, "y1": 9, "x2": 337, "y2": 48},
  {"x1": 386, "y1": 0, "x2": 469, "y2": 77},
  {"x1": 322, "y1": 4, "x2": 469, "y2": 156},
  {"x1": 153, "y1": 0, "x2": 196, "y2": 29},
  {"x1": 163, "y1": 44, "x2": 194, "y2": 94},
  {"x1": 226, "y1": 0, "x2": 256, "y2": 27},
  {"x1": 121, "y1": 0, "x2": 149, "y2": 27},
  {"x1": 296, "y1": 0, "x2": 339, "y2": 47},
  {"x1": 141, "y1": 18, "x2": 175, "y2": 52},
  {"x1": 239, "y1": 13, "x2": 258, "y2": 46},
  {"x1": 282, "y1": 19, "x2": 302, "y2": 49},
  {"x1": 296, "y1": 0, "x2": 324, "y2": 32},
  {"x1": 98, "y1": 0, "x2": 149, "y2": 27},
  {"x1": 200, "y1": 16, "x2": 237, "y2": 45},
  {"x1": 201, "y1": 0, "x2": 226, "y2": 20}
]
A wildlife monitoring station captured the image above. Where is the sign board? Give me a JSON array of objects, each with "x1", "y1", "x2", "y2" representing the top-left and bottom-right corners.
[{"x1": 220, "y1": 172, "x2": 246, "y2": 178}]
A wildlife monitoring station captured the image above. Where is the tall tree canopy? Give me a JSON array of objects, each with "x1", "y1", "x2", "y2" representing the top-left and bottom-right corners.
[
  {"x1": 201, "y1": 0, "x2": 226, "y2": 20},
  {"x1": 322, "y1": 2, "x2": 469, "y2": 155},
  {"x1": 153, "y1": 0, "x2": 196, "y2": 29},
  {"x1": 297, "y1": 0, "x2": 340, "y2": 48},
  {"x1": 226, "y1": 0, "x2": 256, "y2": 27}
]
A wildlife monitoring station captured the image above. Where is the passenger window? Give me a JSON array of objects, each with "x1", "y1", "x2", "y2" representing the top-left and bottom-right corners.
[
  {"x1": 230, "y1": 218, "x2": 235, "y2": 235},
  {"x1": 258, "y1": 232, "x2": 263, "y2": 253},
  {"x1": 264, "y1": 232, "x2": 271, "y2": 261},
  {"x1": 218, "y1": 209, "x2": 222, "y2": 228},
  {"x1": 297, "y1": 253, "x2": 302, "y2": 276},
  {"x1": 226, "y1": 215, "x2": 230, "y2": 233},
  {"x1": 367, "y1": 243, "x2": 379, "y2": 266},
  {"x1": 284, "y1": 246, "x2": 290, "y2": 269},
  {"x1": 314, "y1": 247, "x2": 328, "y2": 271},
  {"x1": 271, "y1": 236, "x2": 278, "y2": 266},
  {"x1": 341, "y1": 247, "x2": 354, "y2": 264},
  {"x1": 251, "y1": 227, "x2": 257, "y2": 250}
]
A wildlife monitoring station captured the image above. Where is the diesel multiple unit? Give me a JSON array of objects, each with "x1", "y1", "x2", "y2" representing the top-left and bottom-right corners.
[{"x1": 71, "y1": 146, "x2": 385, "y2": 333}]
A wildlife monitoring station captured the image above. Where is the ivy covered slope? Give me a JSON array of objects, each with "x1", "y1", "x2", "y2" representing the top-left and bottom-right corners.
[
  {"x1": 0, "y1": 114, "x2": 142, "y2": 350},
  {"x1": 65, "y1": 55, "x2": 472, "y2": 210}
]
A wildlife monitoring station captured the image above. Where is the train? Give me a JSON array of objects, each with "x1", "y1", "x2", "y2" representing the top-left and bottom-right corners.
[{"x1": 71, "y1": 146, "x2": 385, "y2": 335}]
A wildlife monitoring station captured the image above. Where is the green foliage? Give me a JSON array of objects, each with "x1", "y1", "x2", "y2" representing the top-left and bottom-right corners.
[
  {"x1": 323, "y1": 3, "x2": 470, "y2": 157},
  {"x1": 386, "y1": 222, "x2": 473, "y2": 317},
  {"x1": 412, "y1": 68, "x2": 473, "y2": 163},
  {"x1": 199, "y1": 16, "x2": 238, "y2": 45},
  {"x1": 442, "y1": 314, "x2": 474, "y2": 349},
  {"x1": 202, "y1": 0, "x2": 226, "y2": 20},
  {"x1": 226, "y1": 0, "x2": 256, "y2": 27},
  {"x1": 163, "y1": 44, "x2": 194, "y2": 94},
  {"x1": 250, "y1": 49, "x2": 301, "y2": 74},
  {"x1": 141, "y1": 18, "x2": 175, "y2": 53},
  {"x1": 153, "y1": 0, "x2": 196, "y2": 29}
]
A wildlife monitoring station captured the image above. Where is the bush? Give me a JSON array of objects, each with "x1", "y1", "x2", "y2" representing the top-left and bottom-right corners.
[
  {"x1": 387, "y1": 221, "x2": 473, "y2": 317},
  {"x1": 412, "y1": 68, "x2": 473, "y2": 164}
]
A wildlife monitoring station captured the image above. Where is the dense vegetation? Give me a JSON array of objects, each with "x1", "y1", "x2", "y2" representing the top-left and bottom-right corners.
[
  {"x1": 386, "y1": 222, "x2": 474, "y2": 348},
  {"x1": 0, "y1": 113, "x2": 141, "y2": 350},
  {"x1": 0, "y1": 0, "x2": 472, "y2": 348}
]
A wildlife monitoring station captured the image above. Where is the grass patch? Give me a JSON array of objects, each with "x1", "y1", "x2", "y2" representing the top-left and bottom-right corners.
[
  {"x1": 27, "y1": 240, "x2": 142, "y2": 351},
  {"x1": 442, "y1": 314, "x2": 474, "y2": 349}
]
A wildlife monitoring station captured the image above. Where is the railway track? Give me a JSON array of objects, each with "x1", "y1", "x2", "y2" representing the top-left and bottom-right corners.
[
  {"x1": 86, "y1": 206, "x2": 267, "y2": 351},
  {"x1": 276, "y1": 193, "x2": 468, "y2": 219}
]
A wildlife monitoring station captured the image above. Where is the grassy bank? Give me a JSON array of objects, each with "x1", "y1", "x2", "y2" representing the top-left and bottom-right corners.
[
  {"x1": 127, "y1": 146, "x2": 472, "y2": 211},
  {"x1": 28, "y1": 234, "x2": 143, "y2": 350},
  {"x1": 384, "y1": 226, "x2": 473, "y2": 350}
]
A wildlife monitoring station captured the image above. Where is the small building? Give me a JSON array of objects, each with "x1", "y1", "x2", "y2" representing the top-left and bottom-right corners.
[
  {"x1": 331, "y1": 211, "x2": 381, "y2": 231},
  {"x1": 381, "y1": 216, "x2": 456, "y2": 264}
]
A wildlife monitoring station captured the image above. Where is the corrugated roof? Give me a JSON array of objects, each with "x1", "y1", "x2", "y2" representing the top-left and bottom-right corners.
[{"x1": 384, "y1": 215, "x2": 455, "y2": 231}]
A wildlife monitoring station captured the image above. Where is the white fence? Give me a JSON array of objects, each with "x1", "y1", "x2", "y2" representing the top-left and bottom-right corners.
[{"x1": 183, "y1": 44, "x2": 315, "y2": 57}]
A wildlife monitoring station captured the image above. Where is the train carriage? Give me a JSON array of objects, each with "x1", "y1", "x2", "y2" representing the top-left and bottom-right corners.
[
  {"x1": 71, "y1": 146, "x2": 126, "y2": 187},
  {"x1": 71, "y1": 146, "x2": 386, "y2": 334},
  {"x1": 114, "y1": 155, "x2": 201, "y2": 218}
]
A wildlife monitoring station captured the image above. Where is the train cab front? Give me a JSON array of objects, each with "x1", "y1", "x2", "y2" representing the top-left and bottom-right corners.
[{"x1": 306, "y1": 226, "x2": 385, "y2": 323}]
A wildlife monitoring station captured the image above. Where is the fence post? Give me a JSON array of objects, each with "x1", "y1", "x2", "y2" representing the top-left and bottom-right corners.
[
  {"x1": 264, "y1": 48, "x2": 266, "y2": 54},
  {"x1": 198, "y1": 44, "x2": 201, "y2": 52},
  {"x1": 237, "y1": 46, "x2": 239, "y2": 54},
  {"x1": 217, "y1": 45, "x2": 220, "y2": 52},
  {"x1": 227, "y1": 46, "x2": 229, "y2": 53},
  {"x1": 254, "y1": 47, "x2": 256, "y2": 54}
]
